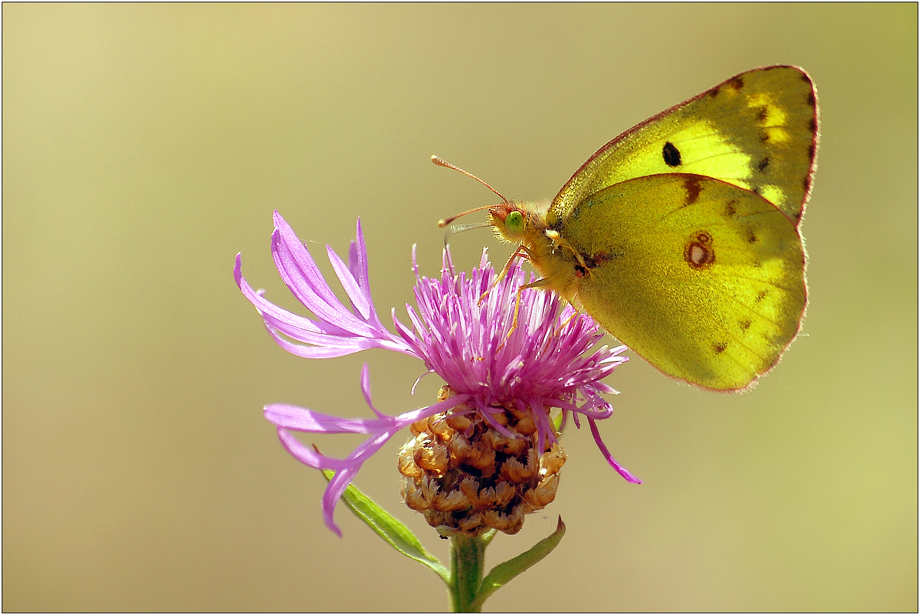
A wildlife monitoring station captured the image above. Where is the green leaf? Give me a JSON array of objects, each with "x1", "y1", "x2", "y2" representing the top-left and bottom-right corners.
[
  {"x1": 470, "y1": 517, "x2": 566, "y2": 611},
  {"x1": 320, "y1": 469, "x2": 448, "y2": 583}
]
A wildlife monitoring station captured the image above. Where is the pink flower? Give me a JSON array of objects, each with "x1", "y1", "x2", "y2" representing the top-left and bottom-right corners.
[{"x1": 235, "y1": 212, "x2": 639, "y2": 536}]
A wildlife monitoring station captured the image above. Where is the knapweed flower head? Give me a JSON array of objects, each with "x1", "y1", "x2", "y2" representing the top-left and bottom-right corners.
[{"x1": 234, "y1": 212, "x2": 639, "y2": 537}]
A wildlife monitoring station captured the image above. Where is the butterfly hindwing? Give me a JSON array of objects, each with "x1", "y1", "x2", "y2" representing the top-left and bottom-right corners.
[{"x1": 562, "y1": 174, "x2": 806, "y2": 391}]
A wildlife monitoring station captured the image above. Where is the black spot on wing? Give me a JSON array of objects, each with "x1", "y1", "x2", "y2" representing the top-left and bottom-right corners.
[
  {"x1": 756, "y1": 157, "x2": 770, "y2": 172},
  {"x1": 663, "y1": 142, "x2": 682, "y2": 167}
]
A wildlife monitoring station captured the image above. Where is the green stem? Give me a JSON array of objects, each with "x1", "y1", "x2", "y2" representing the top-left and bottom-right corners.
[{"x1": 448, "y1": 533, "x2": 486, "y2": 612}]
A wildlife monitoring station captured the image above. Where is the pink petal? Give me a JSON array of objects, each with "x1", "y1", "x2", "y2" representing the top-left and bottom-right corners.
[{"x1": 588, "y1": 418, "x2": 642, "y2": 484}]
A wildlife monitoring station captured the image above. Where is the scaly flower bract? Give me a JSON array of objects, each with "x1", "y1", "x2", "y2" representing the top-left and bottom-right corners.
[{"x1": 235, "y1": 211, "x2": 639, "y2": 536}]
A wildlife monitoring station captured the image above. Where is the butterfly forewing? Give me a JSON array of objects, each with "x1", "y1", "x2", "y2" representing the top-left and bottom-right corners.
[{"x1": 549, "y1": 65, "x2": 818, "y2": 227}]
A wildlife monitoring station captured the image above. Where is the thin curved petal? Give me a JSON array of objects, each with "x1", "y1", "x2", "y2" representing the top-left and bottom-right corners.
[
  {"x1": 265, "y1": 403, "x2": 390, "y2": 434},
  {"x1": 588, "y1": 418, "x2": 642, "y2": 484},
  {"x1": 322, "y1": 463, "x2": 361, "y2": 537},
  {"x1": 360, "y1": 363, "x2": 387, "y2": 419},
  {"x1": 276, "y1": 428, "x2": 359, "y2": 471},
  {"x1": 327, "y1": 245, "x2": 372, "y2": 321}
]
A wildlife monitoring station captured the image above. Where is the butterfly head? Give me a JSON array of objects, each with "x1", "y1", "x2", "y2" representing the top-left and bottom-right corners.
[{"x1": 488, "y1": 204, "x2": 529, "y2": 244}]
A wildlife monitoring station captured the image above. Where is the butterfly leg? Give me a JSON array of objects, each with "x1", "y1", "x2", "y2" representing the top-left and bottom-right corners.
[
  {"x1": 545, "y1": 229, "x2": 589, "y2": 271},
  {"x1": 478, "y1": 245, "x2": 528, "y2": 306}
]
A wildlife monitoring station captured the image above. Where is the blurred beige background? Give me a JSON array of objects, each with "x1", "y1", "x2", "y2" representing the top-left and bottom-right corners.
[{"x1": 3, "y1": 4, "x2": 916, "y2": 612}]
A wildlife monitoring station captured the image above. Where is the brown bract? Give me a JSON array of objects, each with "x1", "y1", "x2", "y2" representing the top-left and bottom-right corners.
[{"x1": 398, "y1": 385, "x2": 566, "y2": 536}]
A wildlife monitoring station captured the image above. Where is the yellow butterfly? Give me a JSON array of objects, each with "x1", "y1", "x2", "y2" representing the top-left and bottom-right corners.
[{"x1": 437, "y1": 65, "x2": 818, "y2": 392}]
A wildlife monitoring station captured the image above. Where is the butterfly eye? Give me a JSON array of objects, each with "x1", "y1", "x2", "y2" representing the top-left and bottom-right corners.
[{"x1": 507, "y1": 210, "x2": 525, "y2": 234}]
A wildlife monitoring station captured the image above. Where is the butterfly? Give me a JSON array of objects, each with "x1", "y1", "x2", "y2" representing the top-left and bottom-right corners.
[{"x1": 437, "y1": 65, "x2": 819, "y2": 391}]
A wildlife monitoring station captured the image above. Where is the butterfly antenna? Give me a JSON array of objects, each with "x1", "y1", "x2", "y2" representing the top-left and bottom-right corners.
[{"x1": 432, "y1": 155, "x2": 511, "y2": 227}]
